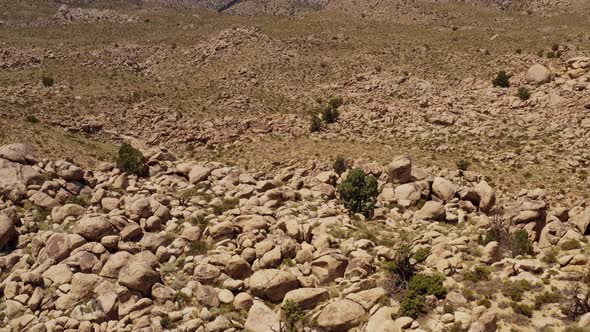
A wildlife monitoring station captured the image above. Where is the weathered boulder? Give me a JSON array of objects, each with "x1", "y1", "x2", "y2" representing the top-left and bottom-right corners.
[
  {"x1": 51, "y1": 204, "x2": 85, "y2": 224},
  {"x1": 432, "y1": 177, "x2": 456, "y2": 202},
  {"x1": 316, "y1": 299, "x2": 365, "y2": 331},
  {"x1": 526, "y1": 64, "x2": 551, "y2": 84},
  {"x1": 415, "y1": 201, "x2": 445, "y2": 220},
  {"x1": 282, "y1": 288, "x2": 329, "y2": 310},
  {"x1": 0, "y1": 214, "x2": 17, "y2": 250},
  {"x1": 311, "y1": 252, "x2": 348, "y2": 284},
  {"x1": 249, "y1": 269, "x2": 299, "y2": 302},
  {"x1": 569, "y1": 207, "x2": 590, "y2": 235},
  {"x1": 0, "y1": 143, "x2": 38, "y2": 164},
  {"x1": 474, "y1": 180, "x2": 496, "y2": 212},
  {"x1": 386, "y1": 155, "x2": 412, "y2": 183},
  {"x1": 117, "y1": 261, "x2": 160, "y2": 296},
  {"x1": 244, "y1": 301, "x2": 281, "y2": 332},
  {"x1": 73, "y1": 215, "x2": 115, "y2": 241},
  {"x1": 0, "y1": 159, "x2": 43, "y2": 198},
  {"x1": 189, "y1": 165, "x2": 210, "y2": 183}
]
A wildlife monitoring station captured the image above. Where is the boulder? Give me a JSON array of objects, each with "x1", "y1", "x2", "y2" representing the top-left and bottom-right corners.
[
  {"x1": 414, "y1": 201, "x2": 445, "y2": 220},
  {"x1": 432, "y1": 177, "x2": 456, "y2": 202},
  {"x1": 0, "y1": 214, "x2": 17, "y2": 250},
  {"x1": 117, "y1": 261, "x2": 160, "y2": 296},
  {"x1": 526, "y1": 64, "x2": 551, "y2": 84},
  {"x1": 316, "y1": 299, "x2": 365, "y2": 331},
  {"x1": 189, "y1": 165, "x2": 210, "y2": 183},
  {"x1": 569, "y1": 207, "x2": 590, "y2": 235},
  {"x1": 0, "y1": 143, "x2": 38, "y2": 164},
  {"x1": 282, "y1": 288, "x2": 329, "y2": 310},
  {"x1": 73, "y1": 215, "x2": 115, "y2": 241},
  {"x1": 244, "y1": 301, "x2": 280, "y2": 332},
  {"x1": 51, "y1": 204, "x2": 85, "y2": 224},
  {"x1": 249, "y1": 269, "x2": 299, "y2": 302},
  {"x1": 387, "y1": 155, "x2": 412, "y2": 183},
  {"x1": 311, "y1": 252, "x2": 348, "y2": 285},
  {"x1": 0, "y1": 159, "x2": 43, "y2": 198},
  {"x1": 474, "y1": 180, "x2": 496, "y2": 212}
]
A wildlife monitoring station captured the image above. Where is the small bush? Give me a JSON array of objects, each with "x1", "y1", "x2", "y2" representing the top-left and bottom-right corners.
[
  {"x1": 283, "y1": 300, "x2": 305, "y2": 332},
  {"x1": 512, "y1": 230, "x2": 534, "y2": 257},
  {"x1": 384, "y1": 244, "x2": 416, "y2": 285},
  {"x1": 42, "y1": 75, "x2": 54, "y2": 87},
  {"x1": 213, "y1": 198, "x2": 239, "y2": 215},
  {"x1": 338, "y1": 168, "x2": 378, "y2": 217},
  {"x1": 448, "y1": 322, "x2": 464, "y2": 332},
  {"x1": 65, "y1": 194, "x2": 92, "y2": 207},
  {"x1": 517, "y1": 87, "x2": 531, "y2": 101},
  {"x1": 511, "y1": 302, "x2": 533, "y2": 317},
  {"x1": 477, "y1": 298, "x2": 492, "y2": 308},
  {"x1": 456, "y1": 159, "x2": 470, "y2": 172},
  {"x1": 546, "y1": 51, "x2": 557, "y2": 58},
  {"x1": 187, "y1": 240, "x2": 209, "y2": 255},
  {"x1": 160, "y1": 314, "x2": 174, "y2": 329},
  {"x1": 551, "y1": 43, "x2": 559, "y2": 52},
  {"x1": 463, "y1": 266, "x2": 491, "y2": 283},
  {"x1": 116, "y1": 143, "x2": 147, "y2": 176},
  {"x1": 533, "y1": 291, "x2": 561, "y2": 309},
  {"x1": 333, "y1": 155, "x2": 347, "y2": 175},
  {"x1": 310, "y1": 114, "x2": 322, "y2": 133},
  {"x1": 413, "y1": 247, "x2": 431, "y2": 263},
  {"x1": 400, "y1": 273, "x2": 447, "y2": 318},
  {"x1": 26, "y1": 114, "x2": 39, "y2": 123},
  {"x1": 537, "y1": 49, "x2": 545, "y2": 57},
  {"x1": 492, "y1": 70, "x2": 510, "y2": 88},
  {"x1": 541, "y1": 248, "x2": 558, "y2": 264},
  {"x1": 502, "y1": 280, "x2": 531, "y2": 302},
  {"x1": 328, "y1": 97, "x2": 344, "y2": 109},
  {"x1": 560, "y1": 239, "x2": 581, "y2": 251},
  {"x1": 561, "y1": 287, "x2": 590, "y2": 320},
  {"x1": 321, "y1": 105, "x2": 340, "y2": 124}
]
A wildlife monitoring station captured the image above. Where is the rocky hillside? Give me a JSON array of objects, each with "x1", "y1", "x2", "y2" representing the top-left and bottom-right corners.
[{"x1": 0, "y1": 142, "x2": 589, "y2": 331}]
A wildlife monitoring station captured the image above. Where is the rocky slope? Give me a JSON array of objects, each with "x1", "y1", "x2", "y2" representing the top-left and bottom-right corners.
[{"x1": 0, "y1": 142, "x2": 589, "y2": 331}]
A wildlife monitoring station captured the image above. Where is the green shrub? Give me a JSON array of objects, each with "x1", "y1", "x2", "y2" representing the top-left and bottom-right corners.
[
  {"x1": 456, "y1": 159, "x2": 470, "y2": 172},
  {"x1": 333, "y1": 155, "x2": 347, "y2": 175},
  {"x1": 188, "y1": 240, "x2": 209, "y2": 255},
  {"x1": 560, "y1": 239, "x2": 581, "y2": 251},
  {"x1": 310, "y1": 114, "x2": 322, "y2": 132},
  {"x1": 413, "y1": 247, "x2": 431, "y2": 263},
  {"x1": 384, "y1": 244, "x2": 416, "y2": 284},
  {"x1": 328, "y1": 97, "x2": 344, "y2": 109},
  {"x1": 551, "y1": 43, "x2": 559, "y2": 52},
  {"x1": 400, "y1": 273, "x2": 447, "y2": 318},
  {"x1": 541, "y1": 248, "x2": 558, "y2": 264},
  {"x1": 160, "y1": 314, "x2": 174, "y2": 328},
  {"x1": 492, "y1": 70, "x2": 510, "y2": 88},
  {"x1": 26, "y1": 114, "x2": 39, "y2": 123},
  {"x1": 65, "y1": 194, "x2": 92, "y2": 207},
  {"x1": 42, "y1": 75, "x2": 54, "y2": 87},
  {"x1": 338, "y1": 168, "x2": 378, "y2": 217},
  {"x1": 512, "y1": 230, "x2": 534, "y2": 257},
  {"x1": 477, "y1": 298, "x2": 492, "y2": 308},
  {"x1": 546, "y1": 51, "x2": 557, "y2": 58},
  {"x1": 213, "y1": 198, "x2": 239, "y2": 215},
  {"x1": 448, "y1": 322, "x2": 464, "y2": 332},
  {"x1": 534, "y1": 291, "x2": 561, "y2": 309},
  {"x1": 321, "y1": 105, "x2": 340, "y2": 124},
  {"x1": 502, "y1": 280, "x2": 531, "y2": 302},
  {"x1": 463, "y1": 266, "x2": 491, "y2": 283},
  {"x1": 517, "y1": 87, "x2": 531, "y2": 101},
  {"x1": 511, "y1": 302, "x2": 533, "y2": 317},
  {"x1": 116, "y1": 143, "x2": 147, "y2": 176},
  {"x1": 283, "y1": 300, "x2": 305, "y2": 332}
]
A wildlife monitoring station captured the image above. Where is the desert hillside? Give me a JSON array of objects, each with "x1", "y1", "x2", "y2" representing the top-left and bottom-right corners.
[{"x1": 0, "y1": 1, "x2": 590, "y2": 331}]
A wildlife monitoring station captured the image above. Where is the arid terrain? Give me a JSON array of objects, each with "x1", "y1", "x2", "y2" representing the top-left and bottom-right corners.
[{"x1": 1, "y1": 0, "x2": 590, "y2": 331}]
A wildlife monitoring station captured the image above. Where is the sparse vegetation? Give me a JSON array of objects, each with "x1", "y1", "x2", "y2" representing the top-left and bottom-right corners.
[
  {"x1": 115, "y1": 143, "x2": 147, "y2": 176},
  {"x1": 533, "y1": 291, "x2": 561, "y2": 309},
  {"x1": 517, "y1": 87, "x2": 531, "y2": 101},
  {"x1": 41, "y1": 75, "x2": 54, "y2": 87},
  {"x1": 560, "y1": 239, "x2": 581, "y2": 251},
  {"x1": 511, "y1": 302, "x2": 533, "y2": 318},
  {"x1": 333, "y1": 155, "x2": 347, "y2": 175},
  {"x1": 25, "y1": 114, "x2": 39, "y2": 123},
  {"x1": 512, "y1": 230, "x2": 534, "y2": 257},
  {"x1": 399, "y1": 273, "x2": 447, "y2": 318},
  {"x1": 310, "y1": 114, "x2": 322, "y2": 133},
  {"x1": 463, "y1": 266, "x2": 491, "y2": 283},
  {"x1": 337, "y1": 168, "x2": 378, "y2": 217},
  {"x1": 456, "y1": 159, "x2": 470, "y2": 171},
  {"x1": 282, "y1": 300, "x2": 306, "y2": 332},
  {"x1": 492, "y1": 70, "x2": 510, "y2": 88},
  {"x1": 502, "y1": 280, "x2": 532, "y2": 302}
]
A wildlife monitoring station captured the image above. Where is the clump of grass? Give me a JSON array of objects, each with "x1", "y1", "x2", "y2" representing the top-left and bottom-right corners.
[
  {"x1": 456, "y1": 159, "x2": 470, "y2": 172},
  {"x1": 213, "y1": 198, "x2": 239, "y2": 215},
  {"x1": 560, "y1": 239, "x2": 581, "y2": 251},
  {"x1": 517, "y1": 87, "x2": 531, "y2": 101},
  {"x1": 42, "y1": 75, "x2": 54, "y2": 87},
  {"x1": 492, "y1": 70, "x2": 510, "y2": 88},
  {"x1": 25, "y1": 114, "x2": 39, "y2": 123},
  {"x1": 333, "y1": 155, "x2": 347, "y2": 175},
  {"x1": 511, "y1": 302, "x2": 533, "y2": 317},
  {"x1": 310, "y1": 114, "x2": 322, "y2": 133},
  {"x1": 533, "y1": 291, "x2": 561, "y2": 309},
  {"x1": 463, "y1": 266, "x2": 491, "y2": 283},
  {"x1": 502, "y1": 280, "x2": 531, "y2": 302},
  {"x1": 512, "y1": 230, "x2": 534, "y2": 257}
]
